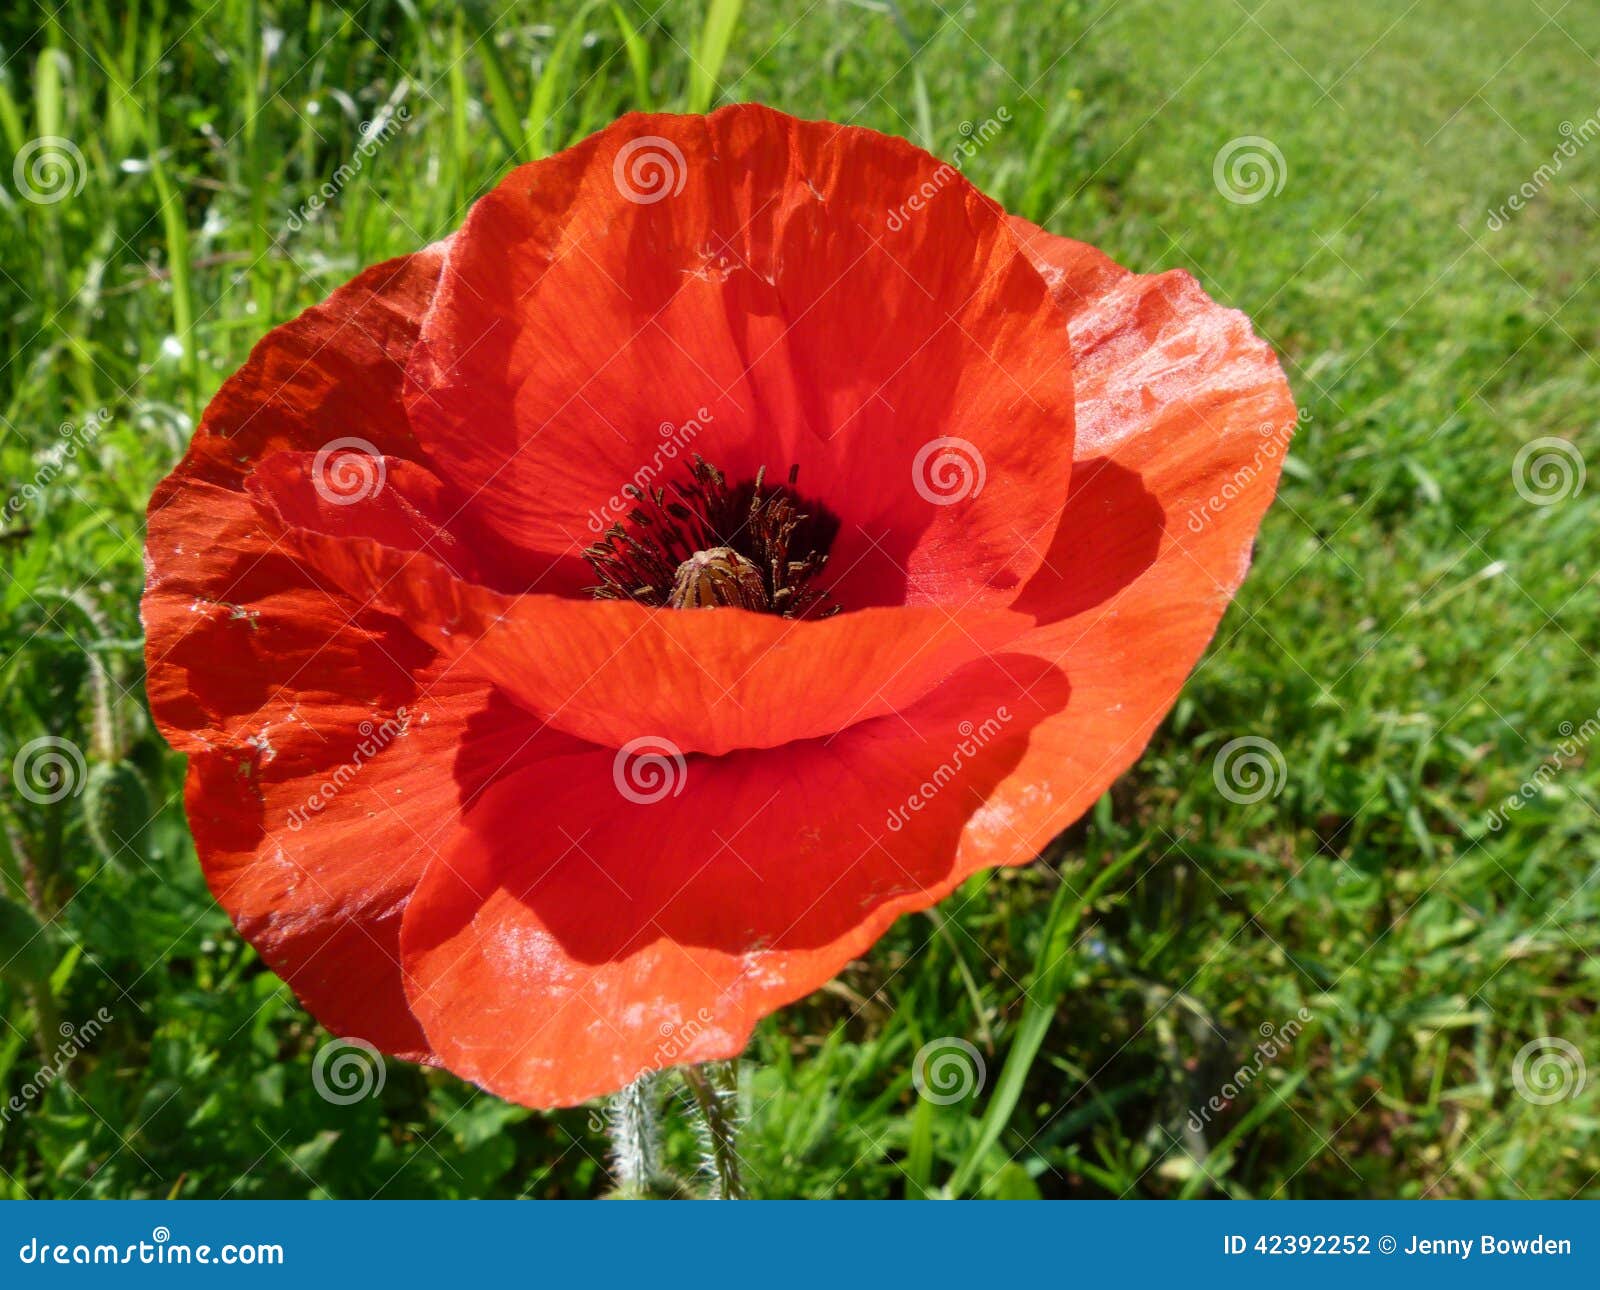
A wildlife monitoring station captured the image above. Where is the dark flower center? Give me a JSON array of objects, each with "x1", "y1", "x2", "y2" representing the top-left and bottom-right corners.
[{"x1": 585, "y1": 457, "x2": 840, "y2": 618}]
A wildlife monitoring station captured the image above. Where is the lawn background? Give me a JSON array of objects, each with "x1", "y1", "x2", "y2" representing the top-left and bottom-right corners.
[{"x1": 0, "y1": 0, "x2": 1596, "y2": 1198}]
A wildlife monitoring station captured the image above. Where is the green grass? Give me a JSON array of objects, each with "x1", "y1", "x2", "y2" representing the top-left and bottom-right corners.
[{"x1": 1, "y1": 0, "x2": 1597, "y2": 1198}]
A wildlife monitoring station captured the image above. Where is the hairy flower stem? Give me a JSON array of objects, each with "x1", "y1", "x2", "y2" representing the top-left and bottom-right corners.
[
  {"x1": 606, "y1": 1073, "x2": 663, "y2": 1197},
  {"x1": 682, "y1": 1062, "x2": 746, "y2": 1199}
]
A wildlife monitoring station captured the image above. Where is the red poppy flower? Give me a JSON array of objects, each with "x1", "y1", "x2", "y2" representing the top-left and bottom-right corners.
[{"x1": 144, "y1": 104, "x2": 1294, "y2": 1107}]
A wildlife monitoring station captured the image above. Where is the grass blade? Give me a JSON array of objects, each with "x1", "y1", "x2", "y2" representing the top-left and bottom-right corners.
[
  {"x1": 945, "y1": 838, "x2": 1149, "y2": 1197},
  {"x1": 529, "y1": 0, "x2": 603, "y2": 159},
  {"x1": 686, "y1": 0, "x2": 744, "y2": 112},
  {"x1": 610, "y1": 2, "x2": 653, "y2": 110},
  {"x1": 474, "y1": 18, "x2": 526, "y2": 159}
]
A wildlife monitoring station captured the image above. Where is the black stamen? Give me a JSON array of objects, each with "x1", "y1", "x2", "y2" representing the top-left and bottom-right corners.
[{"x1": 585, "y1": 455, "x2": 841, "y2": 618}]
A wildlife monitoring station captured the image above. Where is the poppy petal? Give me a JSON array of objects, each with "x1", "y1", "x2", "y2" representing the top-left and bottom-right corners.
[
  {"x1": 144, "y1": 248, "x2": 458, "y2": 1058},
  {"x1": 147, "y1": 472, "x2": 487, "y2": 1059},
  {"x1": 405, "y1": 104, "x2": 1076, "y2": 607},
  {"x1": 144, "y1": 110, "x2": 1297, "y2": 1115},
  {"x1": 399, "y1": 659, "x2": 1069, "y2": 1107},
  {"x1": 245, "y1": 450, "x2": 484, "y2": 585},
  {"x1": 927, "y1": 218, "x2": 1300, "y2": 871},
  {"x1": 238, "y1": 470, "x2": 1035, "y2": 756},
  {"x1": 176, "y1": 248, "x2": 446, "y2": 489}
]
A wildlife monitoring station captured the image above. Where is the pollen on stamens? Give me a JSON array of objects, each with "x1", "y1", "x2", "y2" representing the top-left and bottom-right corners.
[{"x1": 583, "y1": 456, "x2": 841, "y2": 618}]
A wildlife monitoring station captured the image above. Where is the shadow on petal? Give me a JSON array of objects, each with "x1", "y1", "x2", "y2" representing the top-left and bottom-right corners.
[{"x1": 1011, "y1": 456, "x2": 1166, "y2": 623}]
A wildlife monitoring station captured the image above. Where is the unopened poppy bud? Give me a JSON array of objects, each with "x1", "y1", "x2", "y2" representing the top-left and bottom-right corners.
[{"x1": 667, "y1": 547, "x2": 770, "y2": 611}]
